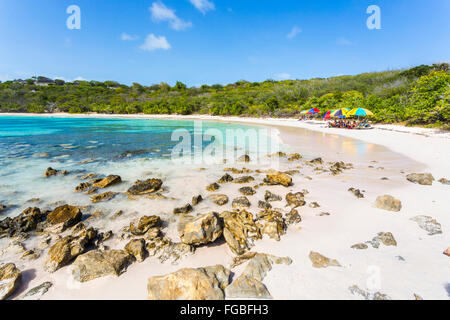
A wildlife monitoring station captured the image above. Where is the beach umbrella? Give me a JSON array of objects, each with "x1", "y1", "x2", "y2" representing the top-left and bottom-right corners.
[
  {"x1": 347, "y1": 108, "x2": 374, "y2": 117},
  {"x1": 323, "y1": 110, "x2": 333, "y2": 120},
  {"x1": 306, "y1": 108, "x2": 320, "y2": 114},
  {"x1": 300, "y1": 110, "x2": 308, "y2": 115},
  {"x1": 330, "y1": 108, "x2": 350, "y2": 118}
]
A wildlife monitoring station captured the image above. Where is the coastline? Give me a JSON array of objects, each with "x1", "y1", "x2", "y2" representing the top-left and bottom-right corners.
[
  {"x1": 1, "y1": 112, "x2": 449, "y2": 176},
  {"x1": 0, "y1": 112, "x2": 449, "y2": 300}
]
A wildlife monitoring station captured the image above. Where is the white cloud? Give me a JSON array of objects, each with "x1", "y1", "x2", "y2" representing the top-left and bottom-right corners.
[
  {"x1": 274, "y1": 73, "x2": 291, "y2": 80},
  {"x1": 286, "y1": 26, "x2": 302, "y2": 39},
  {"x1": 150, "y1": 1, "x2": 192, "y2": 31},
  {"x1": 336, "y1": 37, "x2": 353, "y2": 46},
  {"x1": 121, "y1": 33, "x2": 139, "y2": 41},
  {"x1": 189, "y1": 0, "x2": 215, "y2": 14},
  {"x1": 140, "y1": 34, "x2": 171, "y2": 52}
]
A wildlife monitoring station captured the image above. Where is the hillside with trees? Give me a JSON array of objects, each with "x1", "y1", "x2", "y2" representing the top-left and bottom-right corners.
[{"x1": 0, "y1": 63, "x2": 449, "y2": 129}]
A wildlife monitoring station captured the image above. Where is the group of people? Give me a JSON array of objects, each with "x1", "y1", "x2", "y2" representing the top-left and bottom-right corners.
[{"x1": 328, "y1": 118, "x2": 371, "y2": 129}]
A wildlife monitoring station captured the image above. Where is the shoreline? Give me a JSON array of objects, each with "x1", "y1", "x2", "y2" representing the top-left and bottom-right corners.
[{"x1": 1, "y1": 112, "x2": 449, "y2": 176}]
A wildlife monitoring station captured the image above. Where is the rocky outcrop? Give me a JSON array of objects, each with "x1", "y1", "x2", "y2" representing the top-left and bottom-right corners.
[
  {"x1": 90, "y1": 191, "x2": 117, "y2": 203},
  {"x1": 233, "y1": 176, "x2": 255, "y2": 184},
  {"x1": 309, "y1": 251, "x2": 341, "y2": 268},
  {"x1": 406, "y1": 173, "x2": 434, "y2": 186},
  {"x1": 178, "y1": 212, "x2": 223, "y2": 246},
  {"x1": 71, "y1": 249, "x2": 133, "y2": 282},
  {"x1": 285, "y1": 209, "x2": 301, "y2": 225},
  {"x1": 238, "y1": 186, "x2": 256, "y2": 196},
  {"x1": 147, "y1": 265, "x2": 231, "y2": 300},
  {"x1": 218, "y1": 173, "x2": 234, "y2": 183},
  {"x1": 410, "y1": 216, "x2": 442, "y2": 235},
  {"x1": 348, "y1": 188, "x2": 364, "y2": 198},
  {"x1": 173, "y1": 204, "x2": 193, "y2": 215},
  {"x1": 192, "y1": 195, "x2": 203, "y2": 206},
  {"x1": 221, "y1": 210, "x2": 261, "y2": 255},
  {"x1": 374, "y1": 195, "x2": 402, "y2": 212},
  {"x1": 257, "y1": 210, "x2": 287, "y2": 241},
  {"x1": 225, "y1": 253, "x2": 292, "y2": 299},
  {"x1": 44, "y1": 228, "x2": 97, "y2": 272},
  {"x1": 232, "y1": 196, "x2": 251, "y2": 209},
  {"x1": 92, "y1": 175, "x2": 122, "y2": 188},
  {"x1": 264, "y1": 190, "x2": 281, "y2": 202},
  {"x1": 208, "y1": 194, "x2": 229, "y2": 206},
  {"x1": 0, "y1": 207, "x2": 42, "y2": 237},
  {"x1": 47, "y1": 205, "x2": 82, "y2": 230},
  {"x1": 0, "y1": 263, "x2": 22, "y2": 300},
  {"x1": 21, "y1": 282, "x2": 52, "y2": 300},
  {"x1": 264, "y1": 171, "x2": 292, "y2": 187},
  {"x1": 206, "y1": 182, "x2": 220, "y2": 191},
  {"x1": 127, "y1": 178, "x2": 162, "y2": 195},
  {"x1": 125, "y1": 239, "x2": 147, "y2": 262},
  {"x1": 285, "y1": 192, "x2": 305, "y2": 208},
  {"x1": 44, "y1": 167, "x2": 68, "y2": 178},
  {"x1": 130, "y1": 215, "x2": 161, "y2": 236}
]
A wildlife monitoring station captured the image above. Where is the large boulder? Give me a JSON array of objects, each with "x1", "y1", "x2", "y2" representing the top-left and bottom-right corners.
[
  {"x1": 406, "y1": 173, "x2": 434, "y2": 186},
  {"x1": 127, "y1": 178, "x2": 162, "y2": 195},
  {"x1": 147, "y1": 265, "x2": 230, "y2": 300},
  {"x1": 0, "y1": 263, "x2": 22, "y2": 300},
  {"x1": 43, "y1": 232, "x2": 93, "y2": 273},
  {"x1": 92, "y1": 175, "x2": 122, "y2": 188},
  {"x1": 47, "y1": 205, "x2": 82, "y2": 229},
  {"x1": 264, "y1": 171, "x2": 292, "y2": 187},
  {"x1": 179, "y1": 212, "x2": 223, "y2": 246},
  {"x1": 71, "y1": 250, "x2": 133, "y2": 282},
  {"x1": 221, "y1": 210, "x2": 261, "y2": 255},
  {"x1": 130, "y1": 215, "x2": 161, "y2": 236},
  {"x1": 375, "y1": 195, "x2": 402, "y2": 212}
]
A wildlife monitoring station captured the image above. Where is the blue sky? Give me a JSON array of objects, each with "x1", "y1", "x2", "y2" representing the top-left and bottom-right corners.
[{"x1": 0, "y1": 0, "x2": 449, "y2": 86}]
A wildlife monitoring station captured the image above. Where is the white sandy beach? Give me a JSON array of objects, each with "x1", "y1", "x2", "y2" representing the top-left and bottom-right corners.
[{"x1": 0, "y1": 112, "x2": 449, "y2": 300}]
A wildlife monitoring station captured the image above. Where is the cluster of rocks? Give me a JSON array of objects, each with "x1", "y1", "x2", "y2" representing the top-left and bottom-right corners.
[{"x1": 352, "y1": 232, "x2": 397, "y2": 249}]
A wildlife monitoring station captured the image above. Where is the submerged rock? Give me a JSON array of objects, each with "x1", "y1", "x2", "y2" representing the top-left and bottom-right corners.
[
  {"x1": 410, "y1": 215, "x2": 442, "y2": 235},
  {"x1": 374, "y1": 195, "x2": 402, "y2": 212},
  {"x1": 173, "y1": 204, "x2": 193, "y2": 215},
  {"x1": 309, "y1": 251, "x2": 341, "y2": 268},
  {"x1": 178, "y1": 212, "x2": 223, "y2": 246},
  {"x1": 92, "y1": 175, "x2": 122, "y2": 188},
  {"x1": 127, "y1": 178, "x2": 162, "y2": 195},
  {"x1": 90, "y1": 191, "x2": 117, "y2": 203},
  {"x1": 406, "y1": 173, "x2": 434, "y2": 186},
  {"x1": 44, "y1": 167, "x2": 68, "y2": 178},
  {"x1": 71, "y1": 249, "x2": 133, "y2": 282},
  {"x1": 192, "y1": 195, "x2": 203, "y2": 206},
  {"x1": 147, "y1": 265, "x2": 231, "y2": 300},
  {"x1": 0, "y1": 263, "x2": 22, "y2": 300}
]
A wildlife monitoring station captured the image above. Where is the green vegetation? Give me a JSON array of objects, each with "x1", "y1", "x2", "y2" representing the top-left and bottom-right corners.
[{"x1": 0, "y1": 63, "x2": 448, "y2": 128}]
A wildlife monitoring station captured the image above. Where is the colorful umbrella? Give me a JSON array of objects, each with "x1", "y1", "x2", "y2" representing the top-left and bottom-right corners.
[
  {"x1": 306, "y1": 108, "x2": 320, "y2": 114},
  {"x1": 323, "y1": 110, "x2": 334, "y2": 120},
  {"x1": 300, "y1": 110, "x2": 308, "y2": 114},
  {"x1": 330, "y1": 108, "x2": 349, "y2": 118},
  {"x1": 347, "y1": 108, "x2": 374, "y2": 117}
]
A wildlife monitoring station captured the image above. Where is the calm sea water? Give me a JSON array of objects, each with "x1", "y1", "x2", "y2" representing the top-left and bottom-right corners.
[{"x1": 0, "y1": 116, "x2": 266, "y2": 162}]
